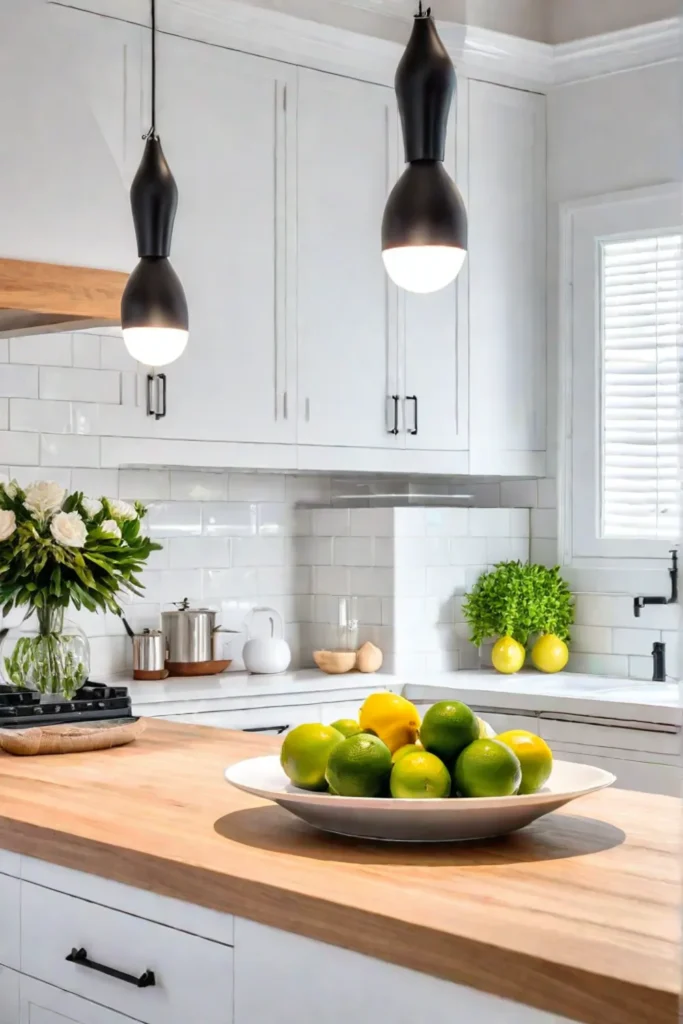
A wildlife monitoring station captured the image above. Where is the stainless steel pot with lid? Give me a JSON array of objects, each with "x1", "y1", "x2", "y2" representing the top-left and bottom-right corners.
[{"x1": 161, "y1": 599, "x2": 237, "y2": 668}]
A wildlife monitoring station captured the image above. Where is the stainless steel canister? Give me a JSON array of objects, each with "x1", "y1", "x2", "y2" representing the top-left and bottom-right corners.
[
  {"x1": 132, "y1": 629, "x2": 166, "y2": 679},
  {"x1": 161, "y1": 599, "x2": 230, "y2": 665}
]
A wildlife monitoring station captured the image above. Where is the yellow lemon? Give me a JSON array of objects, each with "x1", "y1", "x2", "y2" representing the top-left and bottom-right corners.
[
  {"x1": 497, "y1": 730, "x2": 553, "y2": 794},
  {"x1": 391, "y1": 741, "x2": 424, "y2": 765},
  {"x1": 491, "y1": 636, "x2": 525, "y2": 674},
  {"x1": 359, "y1": 692, "x2": 421, "y2": 754},
  {"x1": 477, "y1": 717, "x2": 496, "y2": 739},
  {"x1": 531, "y1": 634, "x2": 569, "y2": 673}
]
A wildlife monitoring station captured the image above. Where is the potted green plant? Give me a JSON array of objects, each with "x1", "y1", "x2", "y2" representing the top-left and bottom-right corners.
[
  {"x1": 0, "y1": 480, "x2": 161, "y2": 699},
  {"x1": 462, "y1": 561, "x2": 574, "y2": 674}
]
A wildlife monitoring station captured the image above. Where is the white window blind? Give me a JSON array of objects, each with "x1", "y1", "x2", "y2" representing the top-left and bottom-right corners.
[{"x1": 600, "y1": 233, "x2": 682, "y2": 540}]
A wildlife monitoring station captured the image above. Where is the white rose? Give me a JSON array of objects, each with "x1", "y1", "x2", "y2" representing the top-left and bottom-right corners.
[
  {"x1": 82, "y1": 497, "x2": 103, "y2": 518},
  {"x1": 50, "y1": 511, "x2": 87, "y2": 549},
  {"x1": 107, "y1": 499, "x2": 137, "y2": 522},
  {"x1": 0, "y1": 510, "x2": 16, "y2": 542},
  {"x1": 24, "y1": 481, "x2": 66, "y2": 518},
  {"x1": 2, "y1": 480, "x2": 18, "y2": 500},
  {"x1": 100, "y1": 519, "x2": 122, "y2": 540}
]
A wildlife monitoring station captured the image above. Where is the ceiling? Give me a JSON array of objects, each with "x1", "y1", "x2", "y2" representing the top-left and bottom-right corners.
[{"x1": 237, "y1": 0, "x2": 679, "y2": 45}]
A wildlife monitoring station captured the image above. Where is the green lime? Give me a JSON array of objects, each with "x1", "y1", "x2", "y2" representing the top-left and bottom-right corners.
[
  {"x1": 390, "y1": 751, "x2": 451, "y2": 799},
  {"x1": 420, "y1": 701, "x2": 480, "y2": 763},
  {"x1": 280, "y1": 724, "x2": 344, "y2": 791},
  {"x1": 454, "y1": 739, "x2": 522, "y2": 798},
  {"x1": 391, "y1": 742, "x2": 423, "y2": 765},
  {"x1": 325, "y1": 733, "x2": 392, "y2": 798},
  {"x1": 330, "y1": 718, "x2": 363, "y2": 739}
]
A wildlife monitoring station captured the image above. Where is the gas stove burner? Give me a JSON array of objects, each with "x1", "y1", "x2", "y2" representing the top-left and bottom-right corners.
[{"x1": 0, "y1": 683, "x2": 133, "y2": 729}]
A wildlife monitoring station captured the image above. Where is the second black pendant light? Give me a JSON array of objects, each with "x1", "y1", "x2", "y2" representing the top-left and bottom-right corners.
[
  {"x1": 382, "y1": 3, "x2": 468, "y2": 294},
  {"x1": 121, "y1": 0, "x2": 189, "y2": 366}
]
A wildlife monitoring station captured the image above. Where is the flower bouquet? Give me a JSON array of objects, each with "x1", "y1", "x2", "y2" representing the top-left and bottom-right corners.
[{"x1": 0, "y1": 481, "x2": 160, "y2": 699}]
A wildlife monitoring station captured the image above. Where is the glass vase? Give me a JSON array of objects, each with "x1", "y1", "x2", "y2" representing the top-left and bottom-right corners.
[{"x1": 0, "y1": 606, "x2": 90, "y2": 700}]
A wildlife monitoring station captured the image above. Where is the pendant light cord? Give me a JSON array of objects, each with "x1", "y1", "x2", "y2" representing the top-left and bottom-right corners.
[
  {"x1": 416, "y1": 2, "x2": 431, "y2": 17},
  {"x1": 144, "y1": 0, "x2": 157, "y2": 139}
]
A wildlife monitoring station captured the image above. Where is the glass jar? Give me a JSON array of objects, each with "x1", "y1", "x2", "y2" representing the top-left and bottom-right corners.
[
  {"x1": 334, "y1": 596, "x2": 359, "y2": 652},
  {"x1": 0, "y1": 606, "x2": 90, "y2": 700}
]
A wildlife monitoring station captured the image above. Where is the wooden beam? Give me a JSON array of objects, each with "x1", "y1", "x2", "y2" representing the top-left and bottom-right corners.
[{"x1": 0, "y1": 257, "x2": 127, "y2": 327}]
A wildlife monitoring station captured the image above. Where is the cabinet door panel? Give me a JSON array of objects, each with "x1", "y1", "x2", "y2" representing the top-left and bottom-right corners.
[
  {"x1": 152, "y1": 36, "x2": 295, "y2": 445},
  {"x1": 403, "y1": 108, "x2": 467, "y2": 451},
  {"x1": 467, "y1": 81, "x2": 546, "y2": 461},
  {"x1": 297, "y1": 69, "x2": 400, "y2": 449},
  {"x1": 20, "y1": 976, "x2": 132, "y2": 1024}
]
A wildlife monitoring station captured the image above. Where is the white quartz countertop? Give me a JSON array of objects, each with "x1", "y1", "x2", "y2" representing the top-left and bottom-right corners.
[{"x1": 118, "y1": 667, "x2": 681, "y2": 727}]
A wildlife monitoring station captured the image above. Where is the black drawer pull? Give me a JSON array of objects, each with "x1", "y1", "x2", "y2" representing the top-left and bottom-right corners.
[
  {"x1": 66, "y1": 947, "x2": 156, "y2": 988},
  {"x1": 407, "y1": 394, "x2": 418, "y2": 435},
  {"x1": 242, "y1": 724, "x2": 289, "y2": 735}
]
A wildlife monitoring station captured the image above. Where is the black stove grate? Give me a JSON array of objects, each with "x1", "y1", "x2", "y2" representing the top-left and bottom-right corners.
[{"x1": 0, "y1": 684, "x2": 133, "y2": 729}]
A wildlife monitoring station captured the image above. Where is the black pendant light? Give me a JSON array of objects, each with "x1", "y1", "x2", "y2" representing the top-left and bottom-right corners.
[
  {"x1": 121, "y1": 0, "x2": 188, "y2": 366},
  {"x1": 382, "y1": 3, "x2": 467, "y2": 294}
]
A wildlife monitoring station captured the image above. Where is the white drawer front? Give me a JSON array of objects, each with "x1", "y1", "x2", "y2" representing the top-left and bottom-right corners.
[
  {"x1": 0, "y1": 873, "x2": 20, "y2": 970},
  {"x1": 20, "y1": 975, "x2": 133, "y2": 1024},
  {"x1": 160, "y1": 704, "x2": 321, "y2": 734},
  {"x1": 539, "y1": 718, "x2": 680, "y2": 756},
  {"x1": 0, "y1": 966, "x2": 19, "y2": 1024},
  {"x1": 21, "y1": 883, "x2": 233, "y2": 1024},
  {"x1": 551, "y1": 746, "x2": 681, "y2": 796}
]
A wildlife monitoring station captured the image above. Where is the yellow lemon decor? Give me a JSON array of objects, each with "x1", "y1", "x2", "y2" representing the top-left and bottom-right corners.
[
  {"x1": 497, "y1": 729, "x2": 553, "y2": 794},
  {"x1": 531, "y1": 634, "x2": 569, "y2": 673},
  {"x1": 359, "y1": 692, "x2": 420, "y2": 753},
  {"x1": 491, "y1": 636, "x2": 525, "y2": 674}
]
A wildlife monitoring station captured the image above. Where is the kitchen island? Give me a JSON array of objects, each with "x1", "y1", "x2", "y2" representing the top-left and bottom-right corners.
[{"x1": 0, "y1": 720, "x2": 679, "y2": 1024}]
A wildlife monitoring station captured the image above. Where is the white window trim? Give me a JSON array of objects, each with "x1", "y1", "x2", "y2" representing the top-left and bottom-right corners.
[{"x1": 558, "y1": 183, "x2": 681, "y2": 570}]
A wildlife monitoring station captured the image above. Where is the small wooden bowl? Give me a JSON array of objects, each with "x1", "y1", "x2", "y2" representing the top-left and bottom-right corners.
[{"x1": 313, "y1": 650, "x2": 357, "y2": 674}]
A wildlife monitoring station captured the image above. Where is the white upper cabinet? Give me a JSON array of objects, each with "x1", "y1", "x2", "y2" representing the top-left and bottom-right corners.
[
  {"x1": 465, "y1": 79, "x2": 546, "y2": 474},
  {"x1": 401, "y1": 106, "x2": 468, "y2": 453},
  {"x1": 296, "y1": 69, "x2": 401, "y2": 450},
  {"x1": 0, "y1": 1, "x2": 135, "y2": 271},
  {"x1": 147, "y1": 35, "x2": 297, "y2": 446}
]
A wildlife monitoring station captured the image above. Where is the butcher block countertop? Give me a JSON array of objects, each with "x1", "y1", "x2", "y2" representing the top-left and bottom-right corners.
[{"x1": 0, "y1": 720, "x2": 679, "y2": 1024}]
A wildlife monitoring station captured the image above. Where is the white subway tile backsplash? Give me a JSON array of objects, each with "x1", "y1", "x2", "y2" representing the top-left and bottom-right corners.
[
  {"x1": 121, "y1": 373, "x2": 137, "y2": 407},
  {"x1": 72, "y1": 334, "x2": 101, "y2": 369},
  {"x1": 509, "y1": 509, "x2": 530, "y2": 537},
  {"x1": 202, "y1": 502, "x2": 257, "y2": 537},
  {"x1": 357, "y1": 596, "x2": 383, "y2": 626},
  {"x1": 349, "y1": 567, "x2": 393, "y2": 598},
  {"x1": 296, "y1": 536, "x2": 333, "y2": 566},
  {"x1": 71, "y1": 468, "x2": 118, "y2": 497},
  {"x1": 229, "y1": 472, "x2": 286, "y2": 502},
  {"x1": 469, "y1": 508, "x2": 510, "y2": 537},
  {"x1": 612, "y1": 628, "x2": 660, "y2": 657},
  {"x1": 120, "y1": 469, "x2": 170, "y2": 501},
  {"x1": 0, "y1": 399, "x2": 8, "y2": 431},
  {"x1": 203, "y1": 567, "x2": 258, "y2": 599},
  {"x1": 40, "y1": 367, "x2": 120, "y2": 404},
  {"x1": 0, "y1": 431, "x2": 39, "y2": 464},
  {"x1": 10, "y1": 334, "x2": 72, "y2": 367},
  {"x1": 571, "y1": 624, "x2": 613, "y2": 655},
  {"x1": 537, "y1": 478, "x2": 557, "y2": 509},
  {"x1": 333, "y1": 535, "x2": 373, "y2": 567},
  {"x1": 395, "y1": 563, "x2": 427, "y2": 597},
  {"x1": 426, "y1": 565, "x2": 467, "y2": 600},
  {"x1": 258, "y1": 567, "x2": 301, "y2": 595},
  {"x1": 100, "y1": 335, "x2": 135, "y2": 371},
  {"x1": 171, "y1": 471, "x2": 228, "y2": 502},
  {"x1": 71, "y1": 403, "x2": 102, "y2": 436},
  {"x1": 425, "y1": 507, "x2": 468, "y2": 537},
  {"x1": 373, "y1": 537, "x2": 393, "y2": 567},
  {"x1": 567, "y1": 652, "x2": 629, "y2": 677},
  {"x1": 530, "y1": 508, "x2": 557, "y2": 540},
  {"x1": 313, "y1": 565, "x2": 350, "y2": 596},
  {"x1": 0, "y1": 339, "x2": 8, "y2": 362},
  {"x1": 257, "y1": 503, "x2": 290, "y2": 536},
  {"x1": 148, "y1": 502, "x2": 202, "y2": 538},
  {"x1": 500, "y1": 480, "x2": 538, "y2": 508},
  {"x1": 0, "y1": 365, "x2": 39, "y2": 398},
  {"x1": 170, "y1": 536, "x2": 230, "y2": 569},
  {"x1": 10, "y1": 398, "x2": 73, "y2": 434},
  {"x1": 450, "y1": 537, "x2": 487, "y2": 566},
  {"x1": 349, "y1": 507, "x2": 393, "y2": 537},
  {"x1": 285, "y1": 474, "x2": 331, "y2": 504},
  {"x1": 312, "y1": 507, "x2": 350, "y2": 537},
  {"x1": 626, "y1": 656, "x2": 653, "y2": 681},
  {"x1": 394, "y1": 537, "x2": 427, "y2": 567},
  {"x1": 486, "y1": 536, "x2": 528, "y2": 564},
  {"x1": 573, "y1": 594, "x2": 679, "y2": 630},
  {"x1": 41, "y1": 434, "x2": 99, "y2": 468},
  {"x1": 530, "y1": 538, "x2": 558, "y2": 567},
  {"x1": 232, "y1": 536, "x2": 285, "y2": 567},
  {"x1": 394, "y1": 508, "x2": 426, "y2": 537},
  {"x1": 10, "y1": 465, "x2": 71, "y2": 490}
]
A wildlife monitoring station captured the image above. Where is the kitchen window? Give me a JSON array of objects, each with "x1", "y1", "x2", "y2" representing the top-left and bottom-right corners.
[{"x1": 562, "y1": 185, "x2": 681, "y2": 564}]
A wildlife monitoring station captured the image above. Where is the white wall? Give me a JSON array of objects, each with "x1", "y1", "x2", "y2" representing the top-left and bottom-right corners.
[{"x1": 544, "y1": 61, "x2": 681, "y2": 678}]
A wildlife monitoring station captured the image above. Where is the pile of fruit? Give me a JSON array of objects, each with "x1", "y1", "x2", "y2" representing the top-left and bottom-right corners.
[{"x1": 280, "y1": 693, "x2": 553, "y2": 799}]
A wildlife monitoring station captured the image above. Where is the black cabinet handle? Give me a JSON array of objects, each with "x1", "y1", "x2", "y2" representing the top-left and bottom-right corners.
[
  {"x1": 66, "y1": 947, "x2": 156, "y2": 989},
  {"x1": 157, "y1": 373, "x2": 167, "y2": 420},
  {"x1": 388, "y1": 395, "x2": 399, "y2": 435},
  {"x1": 242, "y1": 724, "x2": 289, "y2": 735},
  {"x1": 146, "y1": 373, "x2": 167, "y2": 421},
  {"x1": 407, "y1": 395, "x2": 418, "y2": 435}
]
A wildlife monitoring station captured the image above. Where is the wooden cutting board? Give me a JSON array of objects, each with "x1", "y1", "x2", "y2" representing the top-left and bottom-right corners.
[{"x1": 0, "y1": 717, "x2": 146, "y2": 756}]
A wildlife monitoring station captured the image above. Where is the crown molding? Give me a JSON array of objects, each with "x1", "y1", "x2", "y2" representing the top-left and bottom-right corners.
[
  {"x1": 552, "y1": 17, "x2": 681, "y2": 86},
  {"x1": 49, "y1": 1, "x2": 680, "y2": 92}
]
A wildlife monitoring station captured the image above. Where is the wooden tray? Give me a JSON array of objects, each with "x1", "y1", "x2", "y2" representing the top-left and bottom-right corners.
[
  {"x1": 0, "y1": 717, "x2": 146, "y2": 756},
  {"x1": 166, "y1": 660, "x2": 231, "y2": 677}
]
